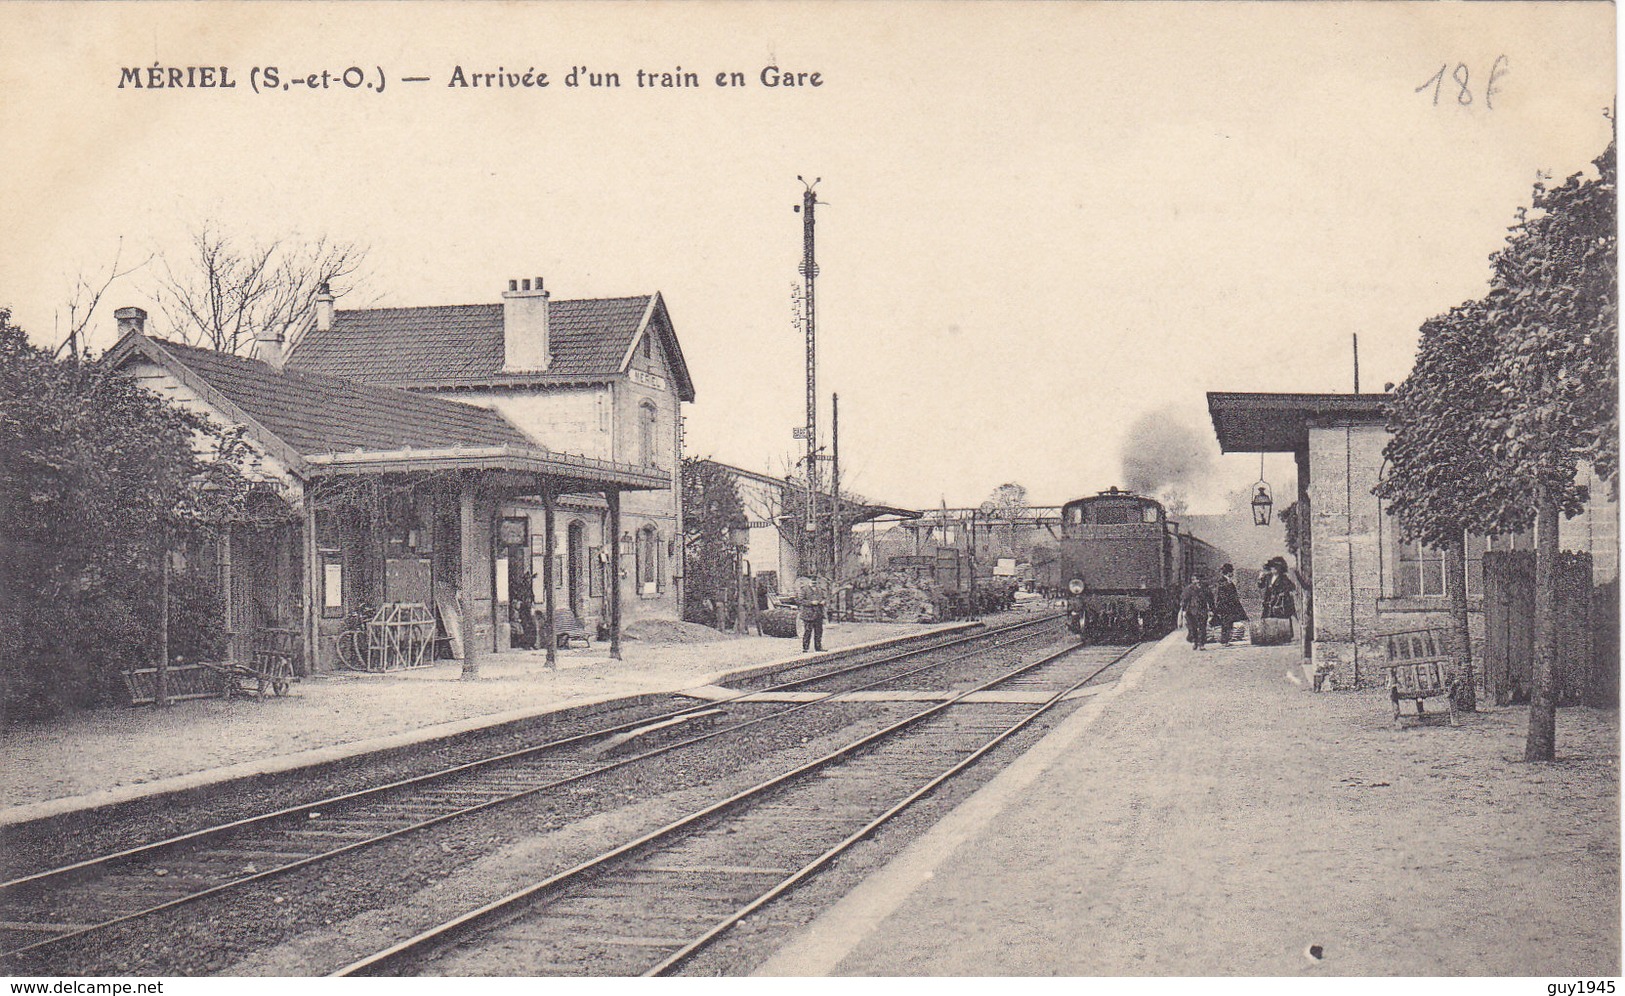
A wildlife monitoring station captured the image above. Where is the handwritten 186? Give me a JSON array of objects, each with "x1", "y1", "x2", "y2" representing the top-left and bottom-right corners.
[{"x1": 1416, "y1": 56, "x2": 1509, "y2": 109}]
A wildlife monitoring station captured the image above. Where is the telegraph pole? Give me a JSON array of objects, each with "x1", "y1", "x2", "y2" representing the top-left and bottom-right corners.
[
  {"x1": 830, "y1": 392, "x2": 841, "y2": 586},
  {"x1": 795, "y1": 176, "x2": 822, "y2": 576}
]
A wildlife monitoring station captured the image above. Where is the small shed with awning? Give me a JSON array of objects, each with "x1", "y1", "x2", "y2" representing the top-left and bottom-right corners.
[{"x1": 1207, "y1": 390, "x2": 1393, "y2": 688}]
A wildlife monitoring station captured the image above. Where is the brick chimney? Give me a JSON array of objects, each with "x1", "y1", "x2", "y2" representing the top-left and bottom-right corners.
[
  {"x1": 114, "y1": 306, "x2": 147, "y2": 337},
  {"x1": 315, "y1": 281, "x2": 335, "y2": 333},
  {"x1": 502, "y1": 276, "x2": 551, "y2": 372}
]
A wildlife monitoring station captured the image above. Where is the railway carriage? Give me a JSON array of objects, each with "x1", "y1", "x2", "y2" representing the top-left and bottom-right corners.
[{"x1": 1038, "y1": 488, "x2": 1224, "y2": 641}]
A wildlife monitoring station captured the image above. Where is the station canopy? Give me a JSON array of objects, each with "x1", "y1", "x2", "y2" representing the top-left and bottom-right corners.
[{"x1": 1206, "y1": 391, "x2": 1391, "y2": 454}]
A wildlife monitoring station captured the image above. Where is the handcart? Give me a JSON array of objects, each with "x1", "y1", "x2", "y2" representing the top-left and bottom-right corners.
[{"x1": 199, "y1": 628, "x2": 299, "y2": 699}]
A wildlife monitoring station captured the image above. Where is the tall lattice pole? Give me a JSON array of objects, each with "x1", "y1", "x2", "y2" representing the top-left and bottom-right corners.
[
  {"x1": 831, "y1": 392, "x2": 841, "y2": 587},
  {"x1": 796, "y1": 177, "x2": 822, "y2": 576}
]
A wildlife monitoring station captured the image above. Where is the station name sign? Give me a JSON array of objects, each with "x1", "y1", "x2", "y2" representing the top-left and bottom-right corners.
[{"x1": 629, "y1": 368, "x2": 667, "y2": 392}]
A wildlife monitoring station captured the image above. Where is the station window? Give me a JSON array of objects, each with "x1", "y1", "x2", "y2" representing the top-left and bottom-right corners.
[
  {"x1": 639, "y1": 401, "x2": 658, "y2": 468},
  {"x1": 637, "y1": 525, "x2": 662, "y2": 592},
  {"x1": 1392, "y1": 540, "x2": 1446, "y2": 597},
  {"x1": 1388, "y1": 530, "x2": 1531, "y2": 599}
]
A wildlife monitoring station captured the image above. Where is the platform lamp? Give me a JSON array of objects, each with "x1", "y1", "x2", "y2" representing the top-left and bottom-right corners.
[{"x1": 1250, "y1": 454, "x2": 1274, "y2": 527}]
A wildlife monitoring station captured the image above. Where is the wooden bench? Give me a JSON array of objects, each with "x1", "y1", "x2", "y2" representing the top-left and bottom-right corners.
[
  {"x1": 535, "y1": 607, "x2": 592, "y2": 649},
  {"x1": 1382, "y1": 628, "x2": 1458, "y2": 728}
]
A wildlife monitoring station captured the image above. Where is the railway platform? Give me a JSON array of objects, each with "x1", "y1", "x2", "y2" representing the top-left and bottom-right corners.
[
  {"x1": 757, "y1": 633, "x2": 1620, "y2": 977},
  {"x1": 0, "y1": 620, "x2": 961, "y2": 827}
]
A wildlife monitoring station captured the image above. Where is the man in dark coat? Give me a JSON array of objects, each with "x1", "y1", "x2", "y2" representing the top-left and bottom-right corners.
[
  {"x1": 797, "y1": 574, "x2": 828, "y2": 652},
  {"x1": 1211, "y1": 563, "x2": 1248, "y2": 646},
  {"x1": 1179, "y1": 575, "x2": 1213, "y2": 650}
]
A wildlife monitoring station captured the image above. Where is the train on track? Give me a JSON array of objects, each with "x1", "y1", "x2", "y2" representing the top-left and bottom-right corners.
[{"x1": 1036, "y1": 487, "x2": 1226, "y2": 642}]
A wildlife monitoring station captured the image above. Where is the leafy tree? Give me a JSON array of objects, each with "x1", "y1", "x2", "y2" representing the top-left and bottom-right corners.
[
  {"x1": 681, "y1": 457, "x2": 747, "y2": 628},
  {"x1": 986, "y1": 482, "x2": 1029, "y2": 516},
  {"x1": 1480, "y1": 137, "x2": 1617, "y2": 761},
  {"x1": 0, "y1": 309, "x2": 271, "y2": 721},
  {"x1": 1377, "y1": 299, "x2": 1533, "y2": 712},
  {"x1": 1371, "y1": 132, "x2": 1615, "y2": 752}
]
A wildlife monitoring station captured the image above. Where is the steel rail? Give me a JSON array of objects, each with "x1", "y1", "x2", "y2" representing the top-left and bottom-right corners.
[
  {"x1": 332, "y1": 633, "x2": 1120, "y2": 977},
  {"x1": 647, "y1": 641, "x2": 1139, "y2": 975},
  {"x1": 0, "y1": 614, "x2": 1062, "y2": 965},
  {"x1": 4, "y1": 613, "x2": 1049, "y2": 893}
]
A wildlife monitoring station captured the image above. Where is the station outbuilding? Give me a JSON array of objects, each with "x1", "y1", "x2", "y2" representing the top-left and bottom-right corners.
[{"x1": 1207, "y1": 391, "x2": 1617, "y2": 697}]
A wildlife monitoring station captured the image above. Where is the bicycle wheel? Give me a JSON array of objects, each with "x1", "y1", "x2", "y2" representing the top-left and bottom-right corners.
[{"x1": 335, "y1": 629, "x2": 365, "y2": 670}]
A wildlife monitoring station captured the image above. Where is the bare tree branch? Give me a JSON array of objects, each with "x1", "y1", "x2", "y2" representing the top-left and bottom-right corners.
[
  {"x1": 151, "y1": 222, "x2": 369, "y2": 355},
  {"x1": 59, "y1": 238, "x2": 151, "y2": 360}
]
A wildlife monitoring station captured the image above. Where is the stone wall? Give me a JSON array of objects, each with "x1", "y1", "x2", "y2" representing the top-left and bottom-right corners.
[{"x1": 1305, "y1": 420, "x2": 1390, "y2": 689}]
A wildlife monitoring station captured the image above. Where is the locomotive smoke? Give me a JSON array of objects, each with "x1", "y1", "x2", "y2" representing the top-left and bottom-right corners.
[{"x1": 1119, "y1": 407, "x2": 1215, "y2": 513}]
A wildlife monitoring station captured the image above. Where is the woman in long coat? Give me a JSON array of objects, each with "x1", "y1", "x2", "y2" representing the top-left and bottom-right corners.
[
  {"x1": 1259, "y1": 556, "x2": 1297, "y2": 619},
  {"x1": 1211, "y1": 563, "x2": 1248, "y2": 645}
]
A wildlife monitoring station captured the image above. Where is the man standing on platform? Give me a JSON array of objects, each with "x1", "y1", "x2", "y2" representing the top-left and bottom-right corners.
[
  {"x1": 798, "y1": 574, "x2": 828, "y2": 653},
  {"x1": 1180, "y1": 574, "x2": 1213, "y2": 651}
]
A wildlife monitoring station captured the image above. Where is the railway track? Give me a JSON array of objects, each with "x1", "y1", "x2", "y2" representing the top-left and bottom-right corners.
[
  {"x1": 0, "y1": 614, "x2": 1065, "y2": 970},
  {"x1": 336, "y1": 639, "x2": 1140, "y2": 977}
]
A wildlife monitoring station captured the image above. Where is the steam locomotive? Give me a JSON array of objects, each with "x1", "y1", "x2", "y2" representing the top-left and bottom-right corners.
[{"x1": 1036, "y1": 487, "x2": 1225, "y2": 641}]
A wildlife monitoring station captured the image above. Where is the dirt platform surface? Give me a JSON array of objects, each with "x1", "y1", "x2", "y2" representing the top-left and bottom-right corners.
[
  {"x1": 0, "y1": 620, "x2": 940, "y2": 816},
  {"x1": 759, "y1": 635, "x2": 1620, "y2": 976}
]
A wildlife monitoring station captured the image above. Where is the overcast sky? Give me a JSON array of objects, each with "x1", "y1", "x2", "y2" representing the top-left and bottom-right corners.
[{"x1": 0, "y1": 2, "x2": 1614, "y2": 512}]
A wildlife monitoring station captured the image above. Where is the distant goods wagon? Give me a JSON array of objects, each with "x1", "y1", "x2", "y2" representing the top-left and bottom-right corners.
[{"x1": 1035, "y1": 488, "x2": 1225, "y2": 641}]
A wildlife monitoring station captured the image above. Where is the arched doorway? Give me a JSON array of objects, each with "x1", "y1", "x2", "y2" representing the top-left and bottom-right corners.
[{"x1": 567, "y1": 520, "x2": 586, "y2": 617}]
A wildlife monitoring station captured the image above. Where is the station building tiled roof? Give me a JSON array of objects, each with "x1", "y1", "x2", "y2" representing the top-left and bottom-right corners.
[
  {"x1": 285, "y1": 294, "x2": 695, "y2": 401},
  {"x1": 109, "y1": 334, "x2": 536, "y2": 460}
]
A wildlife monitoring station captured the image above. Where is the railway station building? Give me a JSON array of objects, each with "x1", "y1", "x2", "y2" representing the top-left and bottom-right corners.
[
  {"x1": 285, "y1": 279, "x2": 695, "y2": 632},
  {"x1": 105, "y1": 286, "x2": 683, "y2": 675},
  {"x1": 1207, "y1": 391, "x2": 1618, "y2": 700}
]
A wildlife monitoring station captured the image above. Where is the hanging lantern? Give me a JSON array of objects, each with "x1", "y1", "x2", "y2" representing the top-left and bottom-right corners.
[
  {"x1": 1251, "y1": 454, "x2": 1274, "y2": 527},
  {"x1": 1251, "y1": 483, "x2": 1274, "y2": 526}
]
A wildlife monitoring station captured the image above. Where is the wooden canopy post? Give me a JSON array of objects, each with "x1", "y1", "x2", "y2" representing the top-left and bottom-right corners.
[
  {"x1": 156, "y1": 535, "x2": 171, "y2": 708},
  {"x1": 459, "y1": 473, "x2": 481, "y2": 680},
  {"x1": 541, "y1": 486, "x2": 557, "y2": 669},
  {"x1": 303, "y1": 494, "x2": 319, "y2": 675},
  {"x1": 607, "y1": 489, "x2": 623, "y2": 661},
  {"x1": 219, "y1": 524, "x2": 234, "y2": 663}
]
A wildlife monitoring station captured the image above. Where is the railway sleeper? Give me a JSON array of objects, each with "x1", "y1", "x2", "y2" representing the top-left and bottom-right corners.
[{"x1": 544, "y1": 895, "x2": 744, "y2": 916}]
